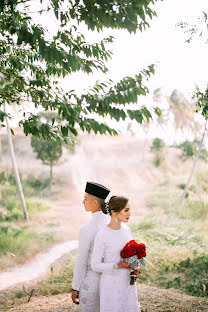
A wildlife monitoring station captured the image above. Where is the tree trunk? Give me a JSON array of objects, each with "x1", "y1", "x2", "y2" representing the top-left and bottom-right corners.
[
  {"x1": 181, "y1": 118, "x2": 208, "y2": 203},
  {"x1": 5, "y1": 108, "x2": 29, "y2": 221},
  {"x1": 49, "y1": 162, "x2": 53, "y2": 187}
]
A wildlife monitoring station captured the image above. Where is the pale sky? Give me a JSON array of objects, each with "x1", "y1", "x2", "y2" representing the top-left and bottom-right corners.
[{"x1": 60, "y1": 0, "x2": 208, "y2": 100}]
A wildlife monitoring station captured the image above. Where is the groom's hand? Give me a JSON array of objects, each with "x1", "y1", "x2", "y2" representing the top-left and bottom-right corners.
[{"x1": 71, "y1": 290, "x2": 79, "y2": 304}]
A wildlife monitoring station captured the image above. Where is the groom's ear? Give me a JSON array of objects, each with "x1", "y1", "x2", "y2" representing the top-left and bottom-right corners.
[
  {"x1": 92, "y1": 198, "x2": 99, "y2": 208},
  {"x1": 93, "y1": 198, "x2": 98, "y2": 207}
]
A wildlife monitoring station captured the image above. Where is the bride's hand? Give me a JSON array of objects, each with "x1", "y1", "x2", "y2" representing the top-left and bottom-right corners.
[{"x1": 117, "y1": 261, "x2": 130, "y2": 269}]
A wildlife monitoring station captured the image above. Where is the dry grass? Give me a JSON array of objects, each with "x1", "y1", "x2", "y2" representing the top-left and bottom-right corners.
[{"x1": 2, "y1": 286, "x2": 208, "y2": 312}]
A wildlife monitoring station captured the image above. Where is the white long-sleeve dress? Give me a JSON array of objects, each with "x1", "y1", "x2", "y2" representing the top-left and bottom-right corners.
[
  {"x1": 91, "y1": 225, "x2": 140, "y2": 312},
  {"x1": 72, "y1": 211, "x2": 109, "y2": 312}
]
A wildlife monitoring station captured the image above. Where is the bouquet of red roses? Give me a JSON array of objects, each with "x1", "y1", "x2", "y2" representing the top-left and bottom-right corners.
[{"x1": 120, "y1": 240, "x2": 146, "y2": 285}]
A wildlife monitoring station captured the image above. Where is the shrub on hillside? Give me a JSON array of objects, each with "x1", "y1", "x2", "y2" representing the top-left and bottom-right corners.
[
  {"x1": 26, "y1": 175, "x2": 50, "y2": 191},
  {"x1": 150, "y1": 138, "x2": 166, "y2": 167},
  {"x1": 154, "y1": 154, "x2": 164, "y2": 167},
  {"x1": 177, "y1": 140, "x2": 208, "y2": 161},
  {"x1": 0, "y1": 171, "x2": 16, "y2": 185},
  {"x1": 165, "y1": 256, "x2": 208, "y2": 297},
  {"x1": 0, "y1": 172, "x2": 50, "y2": 222},
  {"x1": 150, "y1": 138, "x2": 165, "y2": 152}
]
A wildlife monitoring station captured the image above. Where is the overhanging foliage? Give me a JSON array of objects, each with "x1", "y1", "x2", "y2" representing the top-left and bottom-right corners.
[{"x1": 0, "y1": 0, "x2": 161, "y2": 140}]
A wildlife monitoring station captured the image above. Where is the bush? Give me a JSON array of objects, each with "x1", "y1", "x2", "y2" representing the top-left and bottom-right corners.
[
  {"x1": 177, "y1": 183, "x2": 186, "y2": 190},
  {"x1": 0, "y1": 171, "x2": 6, "y2": 183},
  {"x1": 199, "y1": 148, "x2": 208, "y2": 161},
  {"x1": 150, "y1": 138, "x2": 165, "y2": 152},
  {"x1": 26, "y1": 175, "x2": 51, "y2": 191},
  {"x1": 0, "y1": 170, "x2": 16, "y2": 185},
  {"x1": 154, "y1": 154, "x2": 164, "y2": 167},
  {"x1": 150, "y1": 138, "x2": 165, "y2": 167},
  {"x1": 165, "y1": 256, "x2": 208, "y2": 297},
  {"x1": 177, "y1": 140, "x2": 208, "y2": 161},
  {"x1": 178, "y1": 140, "x2": 196, "y2": 159},
  {"x1": 177, "y1": 184, "x2": 196, "y2": 193}
]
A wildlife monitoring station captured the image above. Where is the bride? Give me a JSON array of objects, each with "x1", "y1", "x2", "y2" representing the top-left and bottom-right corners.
[{"x1": 91, "y1": 195, "x2": 140, "y2": 312}]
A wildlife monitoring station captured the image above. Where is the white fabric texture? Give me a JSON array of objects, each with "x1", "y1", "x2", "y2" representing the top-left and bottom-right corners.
[
  {"x1": 91, "y1": 225, "x2": 141, "y2": 312},
  {"x1": 72, "y1": 211, "x2": 109, "y2": 312}
]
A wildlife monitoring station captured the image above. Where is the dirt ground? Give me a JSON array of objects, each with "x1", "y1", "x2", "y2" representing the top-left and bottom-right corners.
[
  {"x1": 2, "y1": 286, "x2": 208, "y2": 312},
  {"x1": 1, "y1": 131, "x2": 207, "y2": 311}
]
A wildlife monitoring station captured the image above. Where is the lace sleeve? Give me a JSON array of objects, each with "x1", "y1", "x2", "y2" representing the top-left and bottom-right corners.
[
  {"x1": 91, "y1": 231, "x2": 117, "y2": 273},
  {"x1": 72, "y1": 226, "x2": 91, "y2": 290}
]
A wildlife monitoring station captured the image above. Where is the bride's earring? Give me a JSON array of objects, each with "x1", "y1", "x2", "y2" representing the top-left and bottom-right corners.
[{"x1": 115, "y1": 215, "x2": 118, "y2": 223}]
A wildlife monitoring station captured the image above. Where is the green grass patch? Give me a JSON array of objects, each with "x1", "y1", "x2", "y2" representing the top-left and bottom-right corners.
[
  {"x1": 0, "y1": 170, "x2": 50, "y2": 222},
  {"x1": 23, "y1": 175, "x2": 51, "y2": 194},
  {"x1": 0, "y1": 197, "x2": 50, "y2": 221},
  {"x1": 0, "y1": 170, "x2": 53, "y2": 264},
  {"x1": 0, "y1": 224, "x2": 54, "y2": 258},
  {"x1": 162, "y1": 255, "x2": 208, "y2": 297},
  {"x1": 130, "y1": 168, "x2": 208, "y2": 298}
]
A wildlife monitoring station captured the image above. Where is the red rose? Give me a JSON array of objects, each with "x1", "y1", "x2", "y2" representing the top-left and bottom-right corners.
[
  {"x1": 137, "y1": 251, "x2": 146, "y2": 259},
  {"x1": 126, "y1": 240, "x2": 135, "y2": 246},
  {"x1": 129, "y1": 247, "x2": 137, "y2": 256},
  {"x1": 121, "y1": 240, "x2": 146, "y2": 260},
  {"x1": 120, "y1": 250, "x2": 125, "y2": 258},
  {"x1": 124, "y1": 247, "x2": 132, "y2": 258},
  {"x1": 136, "y1": 243, "x2": 146, "y2": 259}
]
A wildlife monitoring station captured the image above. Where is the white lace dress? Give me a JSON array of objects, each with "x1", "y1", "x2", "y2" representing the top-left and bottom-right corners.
[{"x1": 91, "y1": 225, "x2": 140, "y2": 312}]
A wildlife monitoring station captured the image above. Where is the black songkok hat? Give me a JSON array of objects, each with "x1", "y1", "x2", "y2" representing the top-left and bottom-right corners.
[{"x1": 85, "y1": 182, "x2": 110, "y2": 200}]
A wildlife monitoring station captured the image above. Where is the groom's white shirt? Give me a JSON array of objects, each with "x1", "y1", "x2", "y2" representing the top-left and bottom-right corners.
[{"x1": 72, "y1": 211, "x2": 109, "y2": 291}]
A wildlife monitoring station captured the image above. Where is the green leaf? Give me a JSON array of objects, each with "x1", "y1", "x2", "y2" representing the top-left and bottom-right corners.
[{"x1": 10, "y1": 128, "x2": 15, "y2": 135}]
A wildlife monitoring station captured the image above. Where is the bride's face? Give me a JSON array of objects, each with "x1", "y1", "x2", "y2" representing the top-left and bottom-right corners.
[{"x1": 117, "y1": 202, "x2": 131, "y2": 223}]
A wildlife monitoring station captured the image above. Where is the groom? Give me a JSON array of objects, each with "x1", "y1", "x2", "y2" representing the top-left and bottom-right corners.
[{"x1": 71, "y1": 181, "x2": 110, "y2": 312}]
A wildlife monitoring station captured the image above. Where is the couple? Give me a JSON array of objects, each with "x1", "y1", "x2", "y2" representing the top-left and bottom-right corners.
[{"x1": 71, "y1": 182, "x2": 141, "y2": 312}]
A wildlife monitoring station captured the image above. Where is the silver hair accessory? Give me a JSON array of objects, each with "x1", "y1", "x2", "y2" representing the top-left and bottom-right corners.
[
  {"x1": 106, "y1": 202, "x2": 110, "y2": 215},
  {"x1": 115, "y1": 215, "x2": 118, "y2": 223}
]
